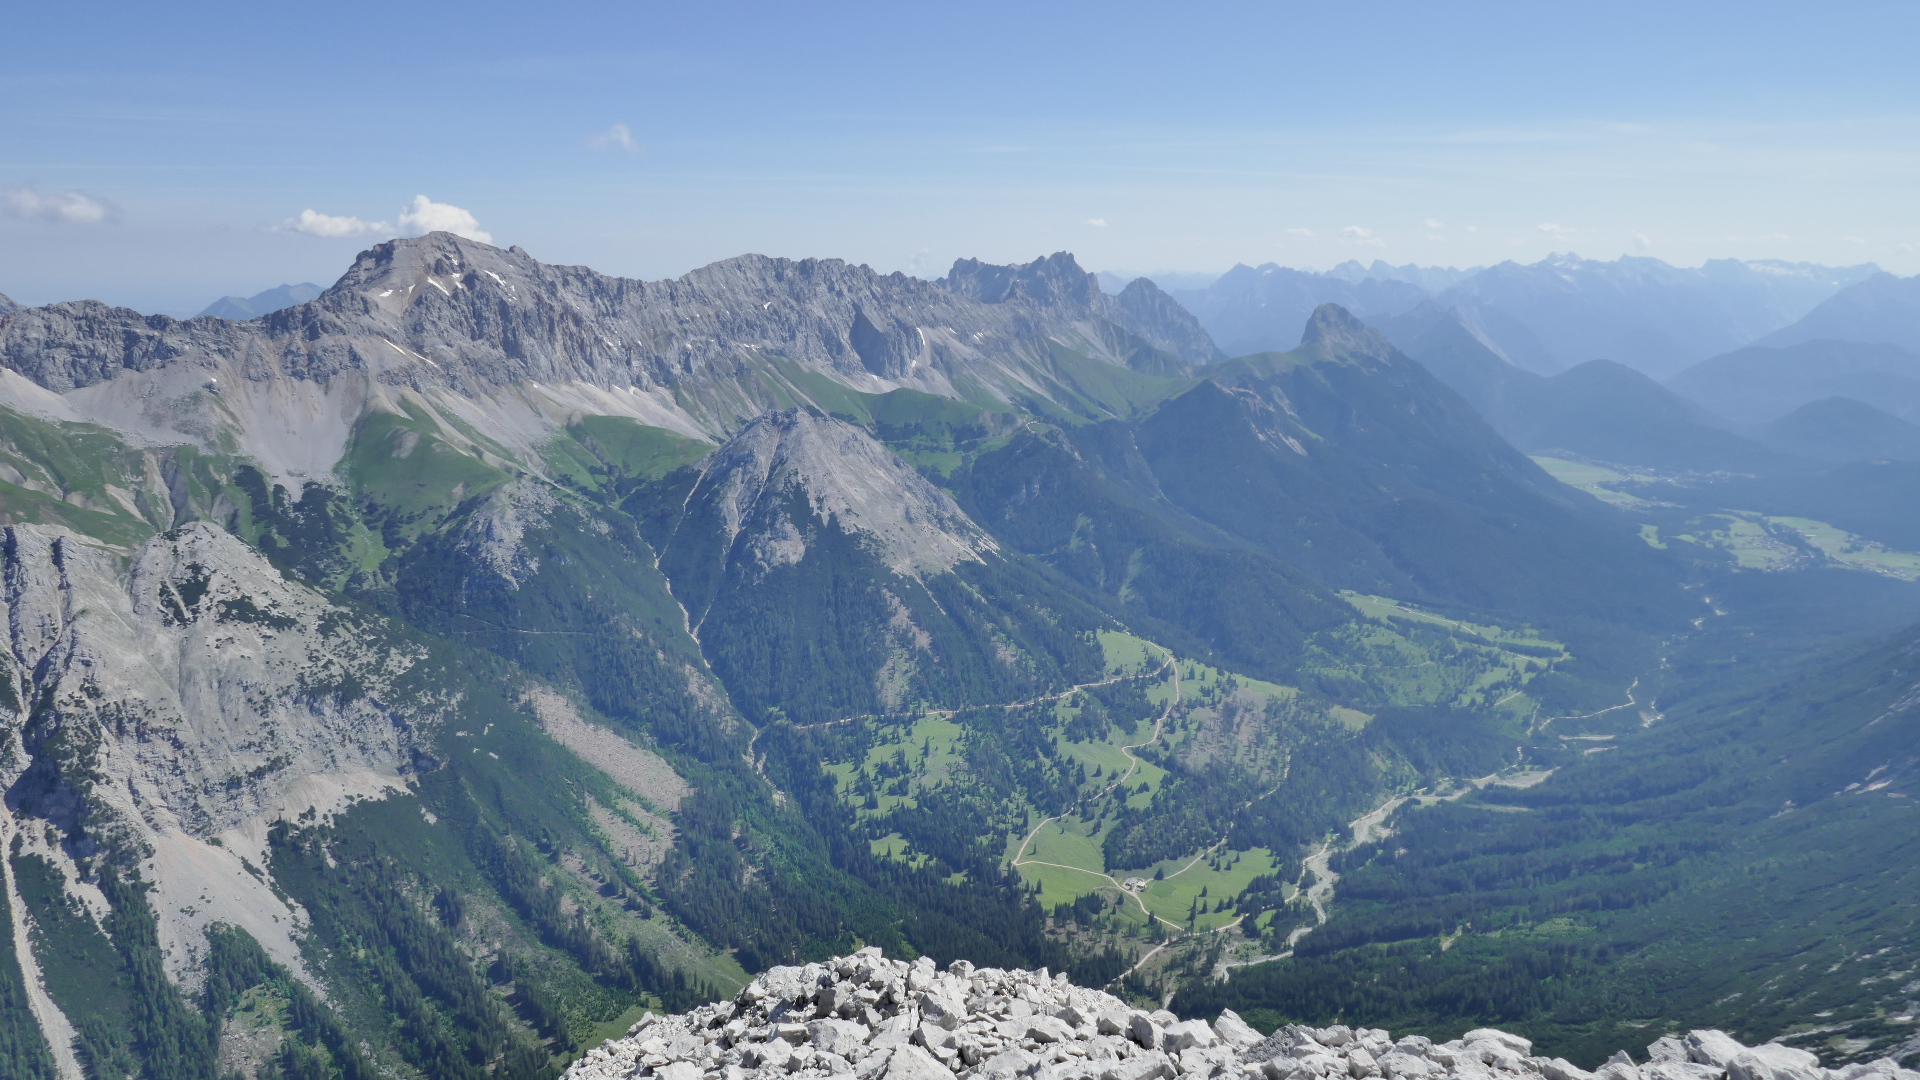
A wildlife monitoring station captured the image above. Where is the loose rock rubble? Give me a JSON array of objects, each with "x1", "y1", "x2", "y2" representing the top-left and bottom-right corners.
[{"x1": 564, "y1": 952, "x2": 1919, "y2": 1080}]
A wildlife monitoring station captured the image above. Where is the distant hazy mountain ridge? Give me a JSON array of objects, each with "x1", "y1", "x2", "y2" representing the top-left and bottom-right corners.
[
  {"x1": 1758, "y1": 272, "x2": 1920, "y2": 352},
  {"x1": 197, "y1": 282, "x2": 324, "y2": 320},
  {"x1": 1668, "y1": 340, "x2": 1920, "y2": 427},
  {"x1": 1365, "y1": 303, "x2": 1788, "y2": 473},
  {"x1": 1168, "y1": 263, "x2": 1432, "y2": 358},
  {"x1": 1758, "y1": 397, "x2": 1920, "y2": 463},
  {"x1": 1145, "y1": 254, "x2": 1880, "y2": 380}
]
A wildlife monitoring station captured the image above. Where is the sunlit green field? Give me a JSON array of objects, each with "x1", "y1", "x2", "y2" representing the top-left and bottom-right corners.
[
  {"x1": 1770, "y1": 516, "x2": 1920, "y2": 579},
  {"x1": 1531, "y1": 456, "x2": 1655, "y2": 505},
  {"x1": 1009, "y1": 813, "x2": 1286, "y2": 933},
  {"x1": 1647, "y1": 512, "x2": 1920, "y2": 580}
]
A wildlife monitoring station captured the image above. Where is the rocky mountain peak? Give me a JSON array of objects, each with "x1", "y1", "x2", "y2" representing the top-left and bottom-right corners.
[
  {"x1": 1117, "y1": 277, "x2": 1225, "y2": 364},
  {"x1": 684, "y1": 409, "x2": 996, "y2": 579},
  {"x1": 943, "y1": 252, "x2": 1219, "y2": 366},
  {"x1": 1299, "y1": 302, "x2": 1398, "y2": 362},
  {"x1": 317, "y1": 230, "x2": 548, "y2": 322},
  {"x1": 0, "y1": 291, "x2": 20, "y2": 317},
  {"x1": 945, "y1": 252, "x2": 1102, "y2": 309}
]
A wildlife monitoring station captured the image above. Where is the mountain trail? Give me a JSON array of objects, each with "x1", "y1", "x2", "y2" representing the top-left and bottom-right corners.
[{"x1": 746, "y1": 646, "x2": 1176, "y2": 792}]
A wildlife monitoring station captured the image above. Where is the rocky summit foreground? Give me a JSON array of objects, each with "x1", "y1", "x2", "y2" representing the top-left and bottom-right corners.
[{"x1": 565, "y1": 953, "x2": 1918, "y2": 1080}]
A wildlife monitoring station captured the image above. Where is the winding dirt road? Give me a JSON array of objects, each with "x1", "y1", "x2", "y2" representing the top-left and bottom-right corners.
[{"x1": 1011, "y1": 645, "x2": 1187, "y2": 934}]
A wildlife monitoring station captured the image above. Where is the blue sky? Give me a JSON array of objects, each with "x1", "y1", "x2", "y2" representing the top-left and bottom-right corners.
[{"x1": 4, "y1": 0, "x2": 1918, "y2": 314}]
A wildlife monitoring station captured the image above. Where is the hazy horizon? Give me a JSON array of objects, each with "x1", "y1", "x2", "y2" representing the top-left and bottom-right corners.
[{"x1": 5, "y1": 1, "x2": 1919, "y2": 315}]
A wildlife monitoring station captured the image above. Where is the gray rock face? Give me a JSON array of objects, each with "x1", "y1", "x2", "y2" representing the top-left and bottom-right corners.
[
  {"x1": 1689, "y1": 1033, "x2": 1754, "y2": 1070},
  {"x1": 563, "y1": 954, "x2": 1920, "y2": 1080},
  {"x1": 674, "y1": 409, "x2": 996, "y2": 581},
  {"x1": 944, "y1": 254, "x2": 1217, "y2": 370},
  {"x1": 1115, "y1": 278, "x2": 1226, "y2": 367},
  {"x1": 0, "y1": 292, "x2": 19, "y2": 317},
  {"x1": 0, "y1": 522, "x2": 445, "y2": 986},
  {"x1": 456, "y1": 480, "x2": 562, "y2": 589},
  {"x1": 1728, "y1": 1046, "x2": 1825, "y2": 1080},
  {"x1": 0, "y1": 236, "x2": 1219, "y2": 484},
  {"x1": 0, "y1": 297, "x2": 259, "y2": 393}
]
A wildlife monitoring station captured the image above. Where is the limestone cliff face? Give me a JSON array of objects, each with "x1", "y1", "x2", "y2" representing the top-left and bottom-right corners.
[
  {"x1": 0, "y1": 236, "x2": 1219, "y2": 488},
  {"x1": 1116, "y1": 278, "x2": 1227, "y2": 368},
  {"x1": 646, "y1": 409, "x2": 1099, "y2": 724},
  {"x1": 675, "y1": 409, "x2": 996, "y2": 582},
  {"x1": 0, "y1": 522, "x2": 445, "y2": 989},
  {"x1": 1, "y1": 243, "x2": 1216, "y2": 398}
]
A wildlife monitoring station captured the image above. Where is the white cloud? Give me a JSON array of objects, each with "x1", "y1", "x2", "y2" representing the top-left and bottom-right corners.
[
  {"x1": 1427, "y1": 234, "x2": 1446, "y2": 243},
  {"x1": 279, "y1": 196, "x2": 491, "y2": 243},
  {"x1": 1845, "y1": 236, "x2": 1868, "y2": 245},
  {"x1": 1424, "y1": 219, "x2": 1444, "y2": 229},
  {"x1": 1633, "y1": 232, "x2": 1653, "y2": 251},
  {"x1": 1285, "y1": 227, "x2": 1313, "y2": 237},
  {"x1": 395, "y1": 195, "x2": 492, "y2": 243},
  {"x1": 282, "y1": 208, "x2": 392, "y2": 238},
  {"x1": 3, "y1": 184, "x2": 114, "y2": 223},
  {"x1": 1537, "y1": 222, "x2": 1575, "y2": 238},
  {"x1": 587, "y1": 123, "x2": 643, "y2": 153},
  {"x1": 1466, "y1": 225, "x2": 1479, "y2": 233},
  {"x1": 1340, "y1": 225, "x2": 1385, "y2": 248},
  {"x1": 1085, "y1": 218, "x2": 1108, "y2": 228}
]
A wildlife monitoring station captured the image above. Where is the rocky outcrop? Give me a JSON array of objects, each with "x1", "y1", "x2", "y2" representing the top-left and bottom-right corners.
[
  {"x1": 1297, "y1": 304, "x2": 1400, "y2": 361},
  {"x1": 455, "y1": 480, "x2": 563, "y2": 589},
  {"x1": 668, "y1": 410, "x2": 996, "y2": 581},
  {"x1": 563, "y1": 953, "x2": 1917, "y2": 1080}
]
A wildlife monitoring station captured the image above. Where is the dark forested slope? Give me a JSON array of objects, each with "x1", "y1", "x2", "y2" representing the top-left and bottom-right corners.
[{"x1": 1181, "y1": 614, "x2": 1920, "y2": 1066}]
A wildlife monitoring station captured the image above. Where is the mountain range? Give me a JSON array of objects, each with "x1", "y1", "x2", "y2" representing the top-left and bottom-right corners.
[
  {"x1": 1155, "y1": 255, "x2": 1883, "y2": 381},
  {"x1": 0, "y1": 236, "x2": 1915, "y2": 1080}
]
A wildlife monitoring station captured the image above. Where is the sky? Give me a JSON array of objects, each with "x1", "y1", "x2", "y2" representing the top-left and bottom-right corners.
[{"x1": 4, "y1": 0, "x2": 1919, "y2": 315}]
